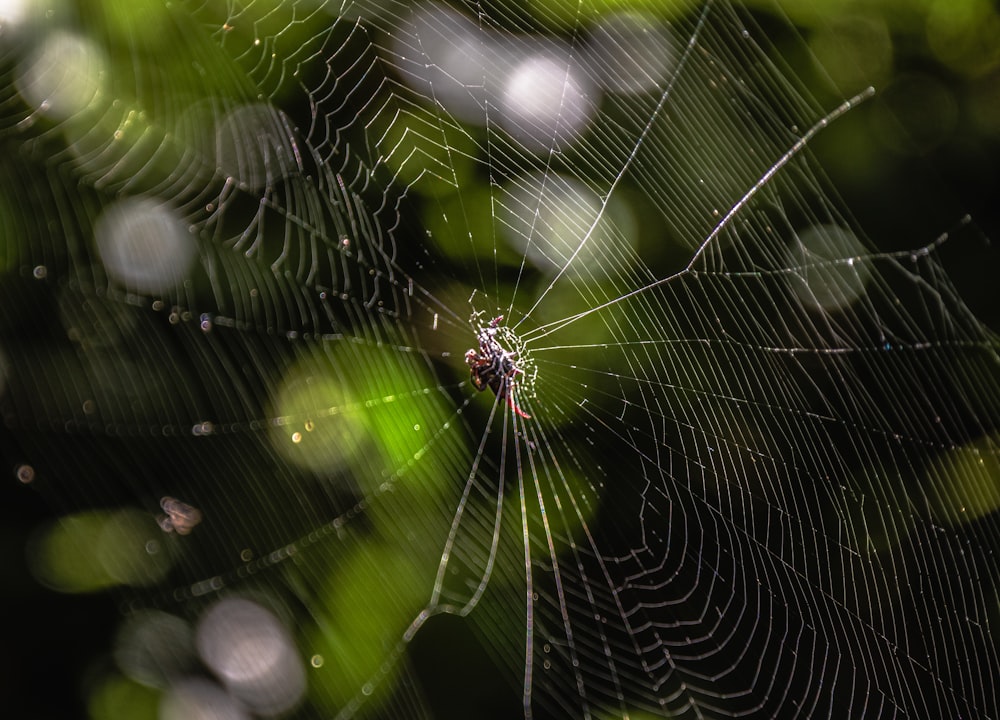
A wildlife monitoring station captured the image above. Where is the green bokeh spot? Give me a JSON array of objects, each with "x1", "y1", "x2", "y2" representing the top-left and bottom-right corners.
[
  {"x1": 424, "y1": 182, "x2": 523, "y2": 267},
  {"x1": 88, "y1": 673, "x2": 159, "y2": 720},
  {"x1": 308, "y1": 542, "x2": 430, "y2": 713},
  {"x1": 29, "y1": 512, "x2": 116, "y2": 593},
  {"x1": 376, "y1": 110, "x2": 478, "y2": 198},
  {"x1": 97, "y1": 510, "x2": 174, "y2": 587}
]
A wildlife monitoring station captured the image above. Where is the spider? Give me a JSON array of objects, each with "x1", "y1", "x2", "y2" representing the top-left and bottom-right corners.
[{"x1": 464, "y1": 315, "x2": 531, "y2": 419}]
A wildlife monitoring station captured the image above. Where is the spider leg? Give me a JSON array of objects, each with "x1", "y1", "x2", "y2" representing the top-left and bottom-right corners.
[{"x1": 506, "y1": 389, "x2": 531, "y2": 419}]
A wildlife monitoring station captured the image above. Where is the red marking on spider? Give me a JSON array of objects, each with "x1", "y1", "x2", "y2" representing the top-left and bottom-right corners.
[{"x1": 464, "y1": 315, "x2": 531, "y2": 419}]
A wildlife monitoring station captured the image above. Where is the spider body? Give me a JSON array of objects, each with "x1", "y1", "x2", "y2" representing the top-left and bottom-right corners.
[{"x1": 465, "y1": 315, "x2": 531, "y2": 419}]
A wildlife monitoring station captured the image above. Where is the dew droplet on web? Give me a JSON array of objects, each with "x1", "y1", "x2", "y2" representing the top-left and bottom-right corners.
[{"x1": 15, "y1": 463, "x2": 34, "y2": 483}]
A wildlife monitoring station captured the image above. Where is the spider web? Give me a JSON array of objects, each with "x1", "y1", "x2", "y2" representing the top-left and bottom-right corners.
[{"x1": 3, "y1": 0, "x2": 1000, "y2": 718}]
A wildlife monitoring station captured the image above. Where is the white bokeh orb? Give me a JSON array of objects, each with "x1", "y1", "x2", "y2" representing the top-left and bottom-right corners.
[{"x1": 93, "y1": 197, "x2": 198, "y2": 295}]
